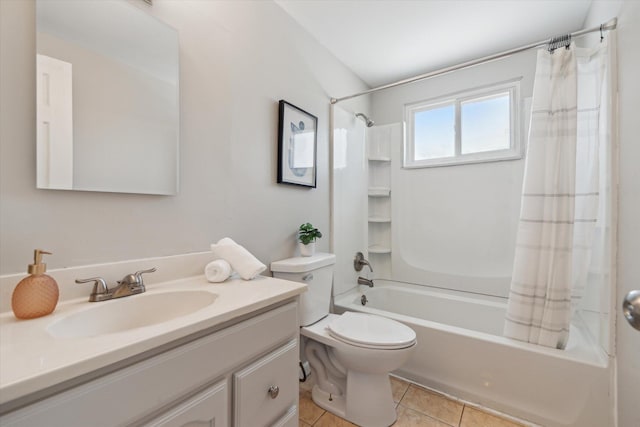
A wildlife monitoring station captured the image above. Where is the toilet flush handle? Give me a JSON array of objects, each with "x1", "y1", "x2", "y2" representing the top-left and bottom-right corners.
[{"x1": 302, "y1": 273, "x2": 314, "y2": 281}]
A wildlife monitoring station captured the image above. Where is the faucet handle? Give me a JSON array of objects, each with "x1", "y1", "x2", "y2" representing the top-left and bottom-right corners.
[
  {"x1": 119, "y1": 267, "x2": 157, "y2": 287},
  {"x1": 133, "y1": 267, "x2": 157, "y2": 284},
  {"x1": 354, "y1": 252, "x2": 373, "y2": 272},
  {"x1": 75, "y1": 277, "x2": 109, "y2": 297}
]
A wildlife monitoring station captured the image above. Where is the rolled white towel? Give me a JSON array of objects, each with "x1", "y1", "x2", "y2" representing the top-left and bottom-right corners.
[
  {"x1": 210, "y1": 237, "x2": 266, "y2": 280},
  {"x1": 204, "y1": 259, "x2": 232, "y2": 283}
]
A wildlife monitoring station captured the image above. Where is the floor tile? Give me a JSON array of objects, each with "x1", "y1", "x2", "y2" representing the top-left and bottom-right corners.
[
  {"x1": 400, "y1": 385, "x2": 464, "y2": 426},
  {"x1": 299, "y1": 389, "x2": 325, "y2": 425},
  {"x1": 390, "y1": 376, "x2": 410, "y2": 403},
  {"x1": 313, "y1": 411, "x2": 358, "y2": 427},
  {"x1": 394, "y1": 405, "x2": 453, "y2": 427},
  {"x1": 460, "y1": 406, "x2": 525, "y2": 427},
  {"x1": 299, "y1": 420, "x2": 312, "y2": 427}
]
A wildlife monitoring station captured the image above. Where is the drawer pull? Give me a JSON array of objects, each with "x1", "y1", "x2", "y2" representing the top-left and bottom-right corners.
[{"x1": 268, "y1": 385, "x2": 279, "y2": 399}]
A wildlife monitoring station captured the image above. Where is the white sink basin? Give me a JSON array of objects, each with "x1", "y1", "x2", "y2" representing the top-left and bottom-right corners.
[{"x1": 47, "y1": 290, "x2": 218, "y2": 338}]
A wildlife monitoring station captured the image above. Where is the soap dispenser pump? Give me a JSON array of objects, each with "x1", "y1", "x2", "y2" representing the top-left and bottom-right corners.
[{"x1": 11, "y1": 249, "x2": 60, "y2": 319}]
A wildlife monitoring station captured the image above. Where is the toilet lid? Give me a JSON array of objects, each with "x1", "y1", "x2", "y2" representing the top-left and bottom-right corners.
[{"x1": 327, "y1": 312, "x2": 416, "y2": 349}]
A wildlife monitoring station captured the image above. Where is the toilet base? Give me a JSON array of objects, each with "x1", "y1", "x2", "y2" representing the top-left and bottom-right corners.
[
  {"x1": 310, "y1": 384, "x2": 347, "y2": 419},
  {"x1": 310, "y1": 372, "x2": 397, "y2": 427},
  {"x1": 345, "y1": 370, "x2": 397, "y2": 427}
]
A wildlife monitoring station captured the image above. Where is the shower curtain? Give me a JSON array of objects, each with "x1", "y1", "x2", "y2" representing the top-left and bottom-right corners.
[{"x1": 504, "y1": 39, "x2": 612, "y2": 349}]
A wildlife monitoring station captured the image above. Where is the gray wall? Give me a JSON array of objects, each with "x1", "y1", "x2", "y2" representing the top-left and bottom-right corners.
[{"x1": 0, "y1": 0, "x2": 368, "y2": 274}]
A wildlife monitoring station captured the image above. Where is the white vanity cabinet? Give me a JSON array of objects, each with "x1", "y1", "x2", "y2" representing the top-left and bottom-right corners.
[{"x1": 0, "y1": 301, "x2": 299, "y2": 427}]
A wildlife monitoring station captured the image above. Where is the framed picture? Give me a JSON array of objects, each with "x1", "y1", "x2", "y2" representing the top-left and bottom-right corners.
[{"x1": 277, "y1": 100, "x2": 318, "y2": 188}]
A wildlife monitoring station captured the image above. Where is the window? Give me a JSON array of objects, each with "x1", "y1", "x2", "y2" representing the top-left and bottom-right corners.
[{"x1": 404, "y1": 80, "x2": 521, "y2": 168}]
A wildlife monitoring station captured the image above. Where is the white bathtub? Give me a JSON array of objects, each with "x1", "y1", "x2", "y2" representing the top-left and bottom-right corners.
[{"x1": 333, "y1": 281, "x2": 613, "y2": 427}]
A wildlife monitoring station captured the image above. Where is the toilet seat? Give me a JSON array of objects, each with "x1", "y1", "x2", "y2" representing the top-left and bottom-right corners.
[{"x1": 327, "y1": 312, "x2": 416, "y2": 350}]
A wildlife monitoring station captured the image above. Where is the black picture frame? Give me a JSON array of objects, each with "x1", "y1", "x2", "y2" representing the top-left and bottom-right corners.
[{"x1": 277, "y1": 100, "x2": 318, "y2": 188}]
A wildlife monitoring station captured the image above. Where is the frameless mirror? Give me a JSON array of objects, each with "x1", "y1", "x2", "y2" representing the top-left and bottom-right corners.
[{"x1": 36, "y1": 0, "x2": 179, "y2": 195}]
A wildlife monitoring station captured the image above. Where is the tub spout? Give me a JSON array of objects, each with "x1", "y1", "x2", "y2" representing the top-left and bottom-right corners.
[{"x1": 358, "y1": 277, "x2": 374, "y2": 287}]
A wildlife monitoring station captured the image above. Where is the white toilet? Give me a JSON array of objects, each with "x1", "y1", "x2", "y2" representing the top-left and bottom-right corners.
[{"x1": 271, "y1": 253, "x2": 416, "y2": 427}]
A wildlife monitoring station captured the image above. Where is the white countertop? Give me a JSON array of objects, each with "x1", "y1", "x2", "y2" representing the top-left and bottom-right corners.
[{"x1": 0, "y1": 275, "x2": 306, "y2": 407}]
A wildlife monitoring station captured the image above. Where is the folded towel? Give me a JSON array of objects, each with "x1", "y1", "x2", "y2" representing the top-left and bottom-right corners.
[
  {"x1": 204, "y1": 259, "x2": 232, "y2": 283},
  {"x1": 210, "y1": 238, "x2": 266, "y2": 280}
]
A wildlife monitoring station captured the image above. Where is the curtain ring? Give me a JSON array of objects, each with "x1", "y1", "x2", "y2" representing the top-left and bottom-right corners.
[{"x1": 600, "y1": 24, "x2": 604, "y2": 42}]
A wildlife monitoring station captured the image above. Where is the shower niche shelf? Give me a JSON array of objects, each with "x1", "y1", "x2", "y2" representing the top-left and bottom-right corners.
[
  {"x1": 368, "y1": 216, "x2": 391, "y2": 223},
  {"x1": 368, "y1": 156, "x2": 391, "y2": 162},
  {"x1": 368, "y1": 187, "x2": 390, "y2": 197},
  {"x1": 367, "y1": 220, "x2": 390, "y2": 254},
  {"x1": 367, "y1": 245, "x2": 391, "y2": 254},
  {"x1": 367, "y1": 128, "x2": 392, "y2": 272}
]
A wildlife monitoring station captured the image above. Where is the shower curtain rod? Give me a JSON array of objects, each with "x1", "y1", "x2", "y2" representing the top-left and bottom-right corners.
[{"x1": 330, "y1": 17, "x2": 617, "y2": 104}]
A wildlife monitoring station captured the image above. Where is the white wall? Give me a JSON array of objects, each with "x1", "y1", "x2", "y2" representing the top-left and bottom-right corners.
[
  {"x1": 331, "y1": 105, "x2": 369, "y2": 296},
  {"x1": 583, "y1": 2, "x2": 640, "y2": 426},
  {"x1": 0, "y1": 0, "x2": 368, "y2": 275},
  {"x1": 615, "y1": 6, "x2": 640, "y2": 427},
  {"x1": 371, "y1": 51, "x2": 536, "y2": 297}
]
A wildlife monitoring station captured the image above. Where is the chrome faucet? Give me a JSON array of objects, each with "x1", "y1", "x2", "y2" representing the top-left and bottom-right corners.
[
  {"x1": 76, "y1": 267, "x2": 157, "y2": 302},
  {"x1": 354, "y1": 252, "x2": 373, "y2": 272},
  {"x1": 358, "y1": 276, "x2": 374, "y2": 287}
]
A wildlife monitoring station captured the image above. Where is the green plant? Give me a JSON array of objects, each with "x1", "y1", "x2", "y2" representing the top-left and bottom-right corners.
[{"x1": 298, "y1": 223, "x2": 322, "y2": 245}]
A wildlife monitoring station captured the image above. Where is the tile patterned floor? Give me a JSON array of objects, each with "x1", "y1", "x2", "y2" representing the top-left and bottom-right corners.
[{"x1": 299, "y1": 376, "x2": 527, "y2": 427}]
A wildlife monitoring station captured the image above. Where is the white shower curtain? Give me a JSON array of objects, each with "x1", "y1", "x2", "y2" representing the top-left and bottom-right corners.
[{"x1": 504, "y1": 40, "x2": 611, "y2": 349}]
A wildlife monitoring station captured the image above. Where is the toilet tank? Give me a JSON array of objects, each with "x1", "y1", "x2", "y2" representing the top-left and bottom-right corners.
[{"x1": 271, "y1": 253, "x2": 336, "y2": 326}]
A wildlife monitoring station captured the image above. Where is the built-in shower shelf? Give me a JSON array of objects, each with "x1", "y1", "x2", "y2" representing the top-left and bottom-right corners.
[
  {"x1": 368, "y1": 187, "x2": 390, "y2": 197},
  {"x1": 367, "y1": 127, "x2": 394, "y2": 276},
  {"x1": 368, "y1": 216, "x2": 391, "y2": 223},
  {"x1": 368, "y1": 245, "x2": 391, "y2": 254}
]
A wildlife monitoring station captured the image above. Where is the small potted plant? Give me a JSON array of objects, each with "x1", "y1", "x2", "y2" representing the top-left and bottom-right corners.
[{"x1": 298, "y1": 223, "x2": 322, "y2": 257}]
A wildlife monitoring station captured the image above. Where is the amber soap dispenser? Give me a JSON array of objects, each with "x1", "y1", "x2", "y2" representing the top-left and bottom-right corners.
[{"x1": 11, "y1": 249, "x2": 60, "y2": 319}]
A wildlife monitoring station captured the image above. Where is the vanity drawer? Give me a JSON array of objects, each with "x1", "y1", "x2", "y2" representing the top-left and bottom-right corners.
[
  {"x1": 233, "y1": 339, "x2": 298, "y2": 427},
  {"x1": 143, "y1": 380, "x2": 227, "y2": 427},
  {"x1": 271, "y1": 405, "x2": 298, "y2": 427}
]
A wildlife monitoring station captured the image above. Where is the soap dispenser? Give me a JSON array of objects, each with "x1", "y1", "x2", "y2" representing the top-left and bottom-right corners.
[{"x1": 11, "y1": 249, "x2": 59, "y2": 319}]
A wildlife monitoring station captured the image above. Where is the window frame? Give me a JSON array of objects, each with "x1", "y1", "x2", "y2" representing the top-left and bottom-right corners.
[{"x1": 403, "y1": 79, "x2": 521, "y2": 168}]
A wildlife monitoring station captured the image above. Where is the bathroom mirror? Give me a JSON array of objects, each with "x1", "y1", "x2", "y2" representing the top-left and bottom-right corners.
[{"x1": 36, "y1": 0, "x2": 179, "y2": 195}]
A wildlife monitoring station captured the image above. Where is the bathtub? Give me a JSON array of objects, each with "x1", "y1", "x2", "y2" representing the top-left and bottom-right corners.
[{"x1": 333, "y1": 281, "x2": 612, "y2": 427}]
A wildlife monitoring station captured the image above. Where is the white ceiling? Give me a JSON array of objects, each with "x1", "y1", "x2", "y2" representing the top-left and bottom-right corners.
[{"x1": 275, "y1": 0, "x2": 594, "y2": 88}]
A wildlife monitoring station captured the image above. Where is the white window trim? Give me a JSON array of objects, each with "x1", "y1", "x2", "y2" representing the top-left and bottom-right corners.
[{"x1": 403, "y1": 79, "x2": 522, "y2": 168}]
